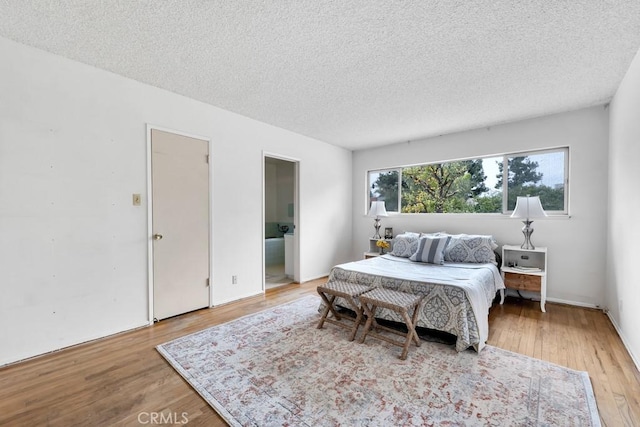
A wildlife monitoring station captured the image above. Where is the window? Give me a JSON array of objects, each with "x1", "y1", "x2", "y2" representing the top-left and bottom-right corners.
[
  {"x1": 367, "y1": 148, "x2": 568, "y2": 214},
  {"x1": 369, "y1": 169, "x2": 400, "y2": 212},
  {"x1": 502, "y1": 150, "x2": 567, "y2": 212}
]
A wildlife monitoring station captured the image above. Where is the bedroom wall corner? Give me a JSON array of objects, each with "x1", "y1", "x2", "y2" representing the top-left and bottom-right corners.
[
  {"x1": 352, "y1": 106, "x2": 609, "y2": 309},
  {"x1": 607, "y1": 46, "x2": 640, "y2": 370}
]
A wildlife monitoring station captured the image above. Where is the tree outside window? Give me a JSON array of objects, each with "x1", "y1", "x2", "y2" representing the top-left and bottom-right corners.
[
  {"x1": 369, "y1": 170, "x2": 400, "y2": 212},
  {"x1": 368, "y1": 148, "x2": 567, "y2": 214}
]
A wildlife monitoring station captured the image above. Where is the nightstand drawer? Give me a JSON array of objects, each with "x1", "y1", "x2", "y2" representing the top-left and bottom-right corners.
[{"x1": 504, "y1": 272, "x2": 541, "y2": 292}]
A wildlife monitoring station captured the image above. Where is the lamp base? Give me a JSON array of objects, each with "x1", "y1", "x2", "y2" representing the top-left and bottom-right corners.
[
  {"x1": 521, "y1": 220, "x2": 535, "y2": 250},
  {"x1": 372, "y1": 218, "x2": 382, "y2": 239}
]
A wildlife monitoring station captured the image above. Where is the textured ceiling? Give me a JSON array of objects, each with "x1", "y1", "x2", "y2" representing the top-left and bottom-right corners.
[{"x1": 2, "y1": 1, "x2": 640, "y2": 150}]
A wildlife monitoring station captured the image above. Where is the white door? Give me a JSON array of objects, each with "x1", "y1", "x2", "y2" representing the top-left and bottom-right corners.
[{"x1": 151, "y1": 129, "x2": 210, "y2": 320}]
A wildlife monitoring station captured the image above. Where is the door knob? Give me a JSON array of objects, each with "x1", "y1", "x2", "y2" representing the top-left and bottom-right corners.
[{"x1": 153, "y1": 234, "x2": 163, "y2": 240}]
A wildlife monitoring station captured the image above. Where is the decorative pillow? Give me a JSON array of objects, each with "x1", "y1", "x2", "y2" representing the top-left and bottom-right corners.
[
  {"x1": 410, "y1": 235, "x2": 451, "y2": 264},
  {"x1": 390, "y1": 233, "x2": 421, "y2": 258},
  {"x1": 444, "y1": 234, "x2": 498, "y2": 264}
]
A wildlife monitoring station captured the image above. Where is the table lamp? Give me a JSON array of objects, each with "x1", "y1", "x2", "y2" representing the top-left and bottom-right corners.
[
  {"x1": 367, "y1": 201, "x2": 388, "y2": 239},
  {"x1": 511, "y1": 196, "x2": 547, "y2": 249}
]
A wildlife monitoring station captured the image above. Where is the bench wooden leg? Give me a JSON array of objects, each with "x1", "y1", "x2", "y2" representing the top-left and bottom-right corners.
[
  {"x1": 344, "y1": 295, "x2": 364, "y2": 341},
  {"x1": 410, "y1": 303, "x2": 421, "y2": 346},
  {"x1": 359, "y1": 302, "x2": 377, "y2": 344},
  {"x1": 399, "y1": 308, "x2": 421, "y2": 360},
  {"x1": 317, "y1": 293, "x2": 341, "y2": 329}
]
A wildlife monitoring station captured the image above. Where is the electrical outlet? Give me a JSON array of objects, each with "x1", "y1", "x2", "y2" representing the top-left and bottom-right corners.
[
  {"x1": 232, "y1": 275, "x2": 237, "y2": 284},
  {"x1": 132, "y1": 193, "x2": 141, "y2": 206}
]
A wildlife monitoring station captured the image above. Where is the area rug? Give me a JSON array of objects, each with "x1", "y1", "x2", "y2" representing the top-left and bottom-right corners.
[{"x1": 157, "y1": 296, "x2": 601, "y2": 426}]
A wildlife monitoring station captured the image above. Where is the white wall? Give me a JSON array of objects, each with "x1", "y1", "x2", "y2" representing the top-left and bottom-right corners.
[
  {"x1": 0, "y1": 37, "x2": 352, "y2": 366},
  {"x1": 353, "y1": 106, "x2": 609, "y2": 307},
  {"x1": 607, "y1": 48, "x2": 640, "y2": 368}
]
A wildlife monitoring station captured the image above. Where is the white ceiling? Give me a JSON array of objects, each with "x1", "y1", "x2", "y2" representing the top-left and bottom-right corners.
[{"x1": 2, "y1": 1, "x2": 640, "y2": 151}]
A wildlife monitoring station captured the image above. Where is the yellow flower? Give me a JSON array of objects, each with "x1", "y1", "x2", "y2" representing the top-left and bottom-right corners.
[{"x1": 376, "y1": 240, "x2": 390, "y2": 249}]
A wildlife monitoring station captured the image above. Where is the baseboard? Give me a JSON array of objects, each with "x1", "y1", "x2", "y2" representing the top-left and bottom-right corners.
[
  {"x1": 503, "y1": 289, "x2": 600, "y2": 309},
  {"x1": 545, "y1": 296, "x2": 600, "y2": 309},
  {"x1": 212, "y1": 290, "x2": 264, "y2": 307},
  {"x1": 605, "y1": 312, "x2": 640, "y2": 374}
]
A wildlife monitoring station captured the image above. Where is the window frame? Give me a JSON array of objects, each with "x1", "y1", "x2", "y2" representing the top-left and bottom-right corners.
[{"x1": 367, "y1": 147, "x2": 569, "y2": 216}]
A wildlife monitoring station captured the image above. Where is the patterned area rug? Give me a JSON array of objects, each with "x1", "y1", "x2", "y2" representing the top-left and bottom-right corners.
[{"x1": 157, "y1": 296, "x2": 601, "y2": 426}]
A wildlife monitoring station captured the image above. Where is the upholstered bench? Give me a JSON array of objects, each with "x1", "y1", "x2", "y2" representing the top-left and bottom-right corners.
[
  {"x1": 316, "y1": 281, "x2": 373, "y2": 341},
  {"x1": 359, "y1": 288, "x2": 423, "y2": 360}
]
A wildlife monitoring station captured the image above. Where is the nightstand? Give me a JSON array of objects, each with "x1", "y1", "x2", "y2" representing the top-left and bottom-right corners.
[
  {"x1": 500, "y1": 245, "x2": 547, "y2": 312},
  {"x1": 364, "y1": 238, "x2": 392, "y2": 259}
]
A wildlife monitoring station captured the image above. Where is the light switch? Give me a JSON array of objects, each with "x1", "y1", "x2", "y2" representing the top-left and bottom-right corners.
[{"x1": 132, "y1": 194, "x2": 141, "y2": 206}]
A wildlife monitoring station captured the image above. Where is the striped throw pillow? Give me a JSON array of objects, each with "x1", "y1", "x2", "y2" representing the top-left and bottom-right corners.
[{"x1": 409, "y1": 235, "x2": 451, "y2": 264}]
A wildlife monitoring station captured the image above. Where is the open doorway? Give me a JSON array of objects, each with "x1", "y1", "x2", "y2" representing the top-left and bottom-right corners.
[{"x1": 263, "y1": 154, "x2": 299, "y2": 290}]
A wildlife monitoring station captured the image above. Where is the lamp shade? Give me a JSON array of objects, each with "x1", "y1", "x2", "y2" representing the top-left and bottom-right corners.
[
  {"x1": 368, "y1": 201, "x2": 388, "y2": 218},
  {"x1": 511, "y1": 196, "x2": 547, "y2": 220}
]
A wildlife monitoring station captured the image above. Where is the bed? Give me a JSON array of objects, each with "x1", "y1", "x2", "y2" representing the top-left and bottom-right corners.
[{"x1": 321, "y1": 233, "x2": 505, "y2": 352}]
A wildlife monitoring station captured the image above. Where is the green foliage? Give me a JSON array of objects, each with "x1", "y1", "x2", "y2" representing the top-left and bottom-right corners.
[
  {"x1": 472, "y1": 194, "x2": 502, "y2": 213},
  {"x1": 401, "y1": 164, "x2": 457, "y2": 213},
  {"x1": 463, "y1": 159, "x2": 489, "y2": 197},
  {"x1": 401, "y1": 162, "x2": 484, "y2": 213},
  {"x1": 496, "y1": 157, "x2": 542, "y2": 188},
  {"x1": 507, "y1": 185, "x2": 564, "y2": 211},
  {"x1": 370, "y1": 153, "x2": 563, "y2": 214},
  {"x1": 499, "y1": 156, "x2": 563, "y2": 211}
]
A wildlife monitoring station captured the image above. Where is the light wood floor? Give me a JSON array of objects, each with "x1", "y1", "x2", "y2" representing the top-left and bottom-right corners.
[{"x1": 1, "y1": 279, "x2": 639, "y2": 426}]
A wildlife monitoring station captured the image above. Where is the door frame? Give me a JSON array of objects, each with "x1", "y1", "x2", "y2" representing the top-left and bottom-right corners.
[
  {"x1": 146, "y1": 124, "x2": 214, "y2": 324},
  {"x1": 262, "y1": 152, "x2": 301, "y2": 290}
]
